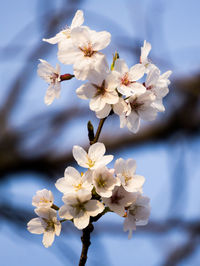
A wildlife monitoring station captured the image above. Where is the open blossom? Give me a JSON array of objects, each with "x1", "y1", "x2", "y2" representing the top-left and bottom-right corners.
[
  {"x1": 114, "y1": 158, "x2": 145, "y2": 193},
  {"x1": 112, "y1": 59, "x2": 146, "y2": 97},
  {"x1": 27, "y1": 207, "x2": 61, "y2": 248},
  {"x1": 76, "y1": 71, "x2": 119, "y2": 112},
  {"x1": 55, "y1": 166, "x2": 93, "y2": 195},
  {"x1": 140, "y1": 40, "x2": 154, "y2": 73},
  {"x1": 120, "y1": 91, "x2": 158, "y2": 133},
  {"x1": 73, "y1": 142, "x2": 113, "y2": 170},
  {"x1": 92, "y1": 167, "x2": 120, "y2": 197},
  {"x1": 145, "y1": 65, "x2": 172, "y2": 111},
  {"x1": 43, "y1": 10, "x2": 84, "y2": 44},
  {"x1": 124, "y1": 194, "x2": 151, "y2": 239},
  {"x1": 37, "y1": 59, "x2": 61, "y2": 105},
  {"x1": 59, "y1": 190, "x2": 104, "y2": 229},
  {"x1": 58, "y1": 27, "x2": 111, "y2": 80},
  {"x1": 32, "y1": 189, "x2": 54, "y2": 208},
  {"x1": 95, "y1": 97, "x2": 129, "y2": 119},
  {"x1": 102, "y1": 186, "x2": 137, "y2": 216}
]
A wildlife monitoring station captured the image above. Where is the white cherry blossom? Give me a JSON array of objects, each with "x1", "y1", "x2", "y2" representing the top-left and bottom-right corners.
[
  {"x1": 124, "y1": 194, "x2": 150, "y2": 239},
  {"x1": 102, "y1": 186, "x2": 137, "y2": 216},
  {"x1": 43, "y1": 10, "x2": 84, "y2": 44},
  {"x1": 114, "y1": 158, "x2": 145, "y2": 193},
  {"x1": 72, "y1": 142, "x2": 113, "y2": 170},
  {"x1": 27, "y1": 207, "x2": 61, "y2": 248},
  {"x1": 58, "y1": 27, "x2": 111, "y2": 80},
  {"x1": 32, "y1": 189, "x2": 54, "y2": 208},
  {"x1": 140, "y1": 40, "x2": 154, "y2": 73},
  {"x1": 55, "y1": 166, "x2": 93, "y2": 195},
  {"x1": 37, "y1": 59, "x2": 61, "y2": 105},
  {"x1": 92, "y1": 167, "x2": 120, "y2": 197},
  {"x1": 120, "y1": 91, "x2": 158, "y2": 133},
  {"x1": 76, "y1": 71, "x2": 119, "y2": 112},
  {"x1": 59, "y1": 190, "x2": 104, "y2": 229},
  {"x1": 112, "y1": 59, "x2": 146, "y2": 97},
  {"x1": 145, "y1": 65, "x2": 172, "y2": 111}
]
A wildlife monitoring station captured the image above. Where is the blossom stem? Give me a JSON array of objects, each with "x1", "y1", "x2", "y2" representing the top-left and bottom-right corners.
[
  {"x1": 51, "y1": 204, "x2": 59, "y2": 210},
  {"x1": 90, "y1": 117, "x2": 107, "y2": 145},
  {"x1": 79, "y1": 224, "x2": 94, "y2": 266}
]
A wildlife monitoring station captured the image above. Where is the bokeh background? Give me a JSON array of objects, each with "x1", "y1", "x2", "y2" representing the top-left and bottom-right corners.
[{"x1": 1, "y1": 0, "x2": 200, "y2": 265}]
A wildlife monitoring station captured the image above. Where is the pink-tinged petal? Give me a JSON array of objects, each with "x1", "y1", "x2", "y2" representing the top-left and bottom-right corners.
[
  {"x1": 72, "y1": 145, "x2": 88, "y2": 168},
  {"x1": 27, "y1": 218, "x2": 44, "y2": 234},
  {"x1": 44, "y1": 85, "x2": 56, "y2": 105},
  {"x1": 126, "y1": 159, "x2": 137, "y2": 174},
  {"x1": 71, "y1": 27, "x2": 90, "y2": 47},
  {"x1": 59, "y1": 205, "x2": 73, "y2": 220},
  {"x1": 91, "y1": 31, "x2": 111, "y2": 50},
  {"x1": 124, "y1": 175, "x2": 145, "y2": 193},
  {"x1": 76, "y1": 83, "x2": 96, "y2": 100},
  {"x1": 127, "y1": 112, "x2": 140, "y2": 133},
  {"x1": 88, "y1": 142, "x2": 105, "y2": 160},
  {"x1": 43, "y1": 231, "x2": 55, "y2": 248},
  {"x1": 71, "y1": 10, "x2": 84, "y2": 28},
  {"x1": 114, "y1": 158, "x2": 125, "y2": 174},
  {"x1": 114, "y1": 59, "x2": 129, "y2": 74},
  {"x1": 74, "y1": 213, "x2": 90, "y2": 229},
  {"x1": 85, "y1": 200, "x2": 105, "y2": 216},
  {"x1": 145, "y1": 66, "x2": 160, "y2": 87},
  {"x1": 89, "y1": 96, "x2": 106, "y2": 111},
  {"x1": 96, "y1": 104, "x2": 111, "y2": 119},
  {"x1": 123, "y1": 216, "x2": 136, "y2": 239},
  {"x1": 129, "y1": 64, "x2": 145, "y2": 81}
]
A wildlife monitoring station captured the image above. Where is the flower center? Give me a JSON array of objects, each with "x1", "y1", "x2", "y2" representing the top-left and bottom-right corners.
[
  {"x1": 96, "y1": 175, "x2": 106, "y2": 188},
  {"x1": 44, "y1": 220, "x2": 55, "y2": 232},
  {"x1": 50, "y1": 73, "x2": 59, "y2": 84},
  {"x1": 74, "y1": 183, "x2": 83, "y2": 192},
  {"x1": 40, "y1": 197, "x2": 51, "y2": 204},
  {"x1": 110, "y1": 192, "x2": 124, "y2": 204},
  {"x1": 93, "y1": 80, "x2": 107, "y2": 96},
  {"x1": 130, "y1": 98, "x2": 143, "y2": 111},
  {"x1": 121, "y1": 73, "x2": 130, "y2": 86},
  {"x1": 79, "y1": 43, "x2": 96, "y2": 57},
  {"x1": 87, "y1": 158, "x2": 95, "y2": 168}
]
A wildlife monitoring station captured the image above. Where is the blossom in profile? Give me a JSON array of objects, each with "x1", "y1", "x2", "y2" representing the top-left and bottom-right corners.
[
  {"x1": 124, "y1": 194, "x2": 151, "y2": 239},
  {"x1": 92, "y1": 167, "x2": 120, "y2": 197},
  {"x1": 59, "y1": 190, "x2": 104, "y2": 229},
  {"x1": 32, "y1": 189, "x2": 54, "y2": 208},
  {"x1": 72, "y1": 142, "x2": 113, "y2": 170},
  {"x1": 43, "y1": 10, "x2": 84, "y2": 44},
  {"x1": 76, "y1": 71, "x2": 119, "y2": 113},
  {"x1": 114, "y1": 158, "x2": 145, "y2": 193},
  {"x1": 145, "y1": 65, "x2": 172, "y2": 111},
  {"x1": 27, "y1": 207, "x2": 61, "y2": 248},
  {"x1": 112, "y1": 59, "x2": 146, "y2": 97},
  {"x1": 58, "y1": 27, "x2": 111, "y2": 80},
  {"x1": 102, "y1": 186, "x2": 137, "y2": 216},
  {"x1": 37, "y1": 59, "x2": 61, "y2": 105},
  {"x1": 140, "y1": 40, "x2": 154, "y2": 73},
  {"x1": 55, "y1": 166, "x2": 93, "y2": 195},
  {"x1": 120, "y1": 91, "x2": 158, "y2": 133}
]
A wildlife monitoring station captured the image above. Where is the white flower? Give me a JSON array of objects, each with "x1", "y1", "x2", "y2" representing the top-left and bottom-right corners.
[
  {"x1": 140, "y1": 40, "x2": 154, "y2": 73},
  {"x1": 124, "y1": 194, "x2": 150, "y2": 239},
  {"x1": 27, "y1": 207, "x2": 61, "y2": 248},
  {"x1": 95, "y1": 97, "x2": 129, "y2": 119},
  {"x1": 32, "y1": 189, "x2": 54, "y2": 208},
  {"x1": 55, "y1": 166, "x2": 93, "y2": 195},
  {"x1": 58, "y1": 27, "x2": 111, "y2": 80},
  {"x1": 73, "y1": 142, "x2": 113, "y2": 170},
  {"x1": 112, "y1": 59, "x2": 146, "y2": 97},
  {"x1": 114, "y1": 158, "x2": 145, "y2": 193},
  {"x1": 76, "y1": 71, "x2": 119, "y2": 112},
  {"x1": 120, "y1": 91, "x2": 157, "y2": 133},
  {"x1": 92, "y1": 167, "x2": 120, "y2": 197},
  {"x1": 102, "y1": 186, "x2": 137, "y2": 216},
  {"x1": 43, "y1": 10, "x2": 84, "y2": 44},
  {"x1": 59, "y1": 190, "x2": 104, "y2": 229},
  {"x1": 145, "y1": 66, "x2": 172, "y2": 111},
  {"x1": 37, "y1": 59, "x2": 61, "y2": 105}
]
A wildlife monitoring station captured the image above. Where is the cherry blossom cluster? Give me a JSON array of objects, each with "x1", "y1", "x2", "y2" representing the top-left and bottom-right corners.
[
  {"x1": 37, "y1": 10, "x2": 172, "y2": 133},
  {"x1": 27, "y1": 142, "x2": 150, "y2": 247}
]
